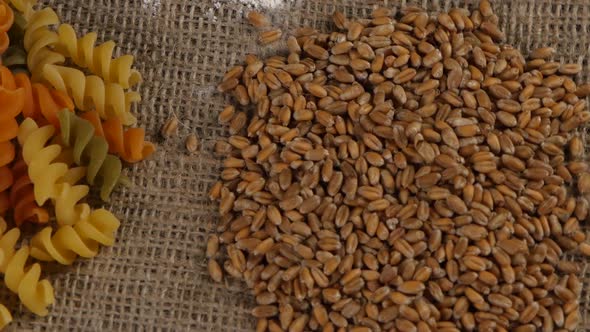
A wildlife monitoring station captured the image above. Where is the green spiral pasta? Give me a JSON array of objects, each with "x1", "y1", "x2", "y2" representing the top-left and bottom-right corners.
[{"x1": 58, "y1": 109, "x2": 128, "y2": 201}]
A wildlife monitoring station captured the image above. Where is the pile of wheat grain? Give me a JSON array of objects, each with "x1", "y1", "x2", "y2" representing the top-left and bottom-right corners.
[{"x1": 208, "y1": 1, "x2": 590, "y2": 331}]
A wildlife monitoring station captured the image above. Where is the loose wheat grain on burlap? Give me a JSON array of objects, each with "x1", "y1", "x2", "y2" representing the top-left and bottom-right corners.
[{"x1": 4, "y1": 0, "x2": 590, "y2": 331}]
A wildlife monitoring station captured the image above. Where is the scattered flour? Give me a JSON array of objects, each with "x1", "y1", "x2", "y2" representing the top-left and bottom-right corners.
[
  {"x1": 236, "y1": 0, "x2": 285, "y2": 9},
  {"x1": 213, "y1": 0, "x2": 286, "y2": 10},
  {"x1": 140, "y1": 0, "x2": 162, "y2": 15}
]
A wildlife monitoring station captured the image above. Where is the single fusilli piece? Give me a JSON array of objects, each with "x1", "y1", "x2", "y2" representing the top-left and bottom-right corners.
[
  {"x1": 17, "y1": 117, "x2": 91, "y2": 226},
  {"x1": 32, "y1": 80, "x2": 74, "y2": 127},
  {"x1": 22, "y1": 7, "x2": 64, "y2": 77},
  {"x1": 0, "y1": 217, "x2": 55, "y2": 316},
  {"x1": 55, "y1": 23, "x2": 142, "y2": 88},
  {"x1": 29, "y1": 208, "x2": 120, "y2": 265},
  {"x1": 81, "y1": 110, "x2": 156, "y2": 163},
  {"x1": 0, "y1": 66, "x2": 25, "y2": 217},
  {"x1": 10, "y1": 156, "x2": 49, "y2": 226},
  {"x1": 58, "y1": 109, "x2": 127, "y2": 201},
  {"x1": 41, "y1": 64, "x2": 139, "y2": 125}
]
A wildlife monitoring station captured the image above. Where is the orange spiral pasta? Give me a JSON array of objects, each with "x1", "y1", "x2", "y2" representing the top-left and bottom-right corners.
[
  {"x1": 80, "y1": 110, "x2": 156, "y2": 163},
  {"x1": 0, "y1": 66, "x2": 24, "y2": 217},
  {"x1": 9, "y1": 157, "x2": 49, "y2": 226},
  {"x1": 0, "y1": 1, "x2": 14, "y2": 55}
]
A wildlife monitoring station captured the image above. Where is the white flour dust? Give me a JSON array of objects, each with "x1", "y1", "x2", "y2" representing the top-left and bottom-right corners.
[
  {"x1": 236, "y1": 0, "x2": 284, "y2": 8},
  {"x1": 213, "y1": 0, "x2": 286, "y2": 10},
  {"x1": 209, "y1": 0, "x2": 288, "y2": 29},
  {"x1": 141, "y1": 0, "x2": 162, "y2": 15}
]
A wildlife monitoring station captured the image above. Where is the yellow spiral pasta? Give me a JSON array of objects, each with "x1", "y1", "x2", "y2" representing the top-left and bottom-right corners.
[
  {"x1": 55, "y1": 24, "x2": 142, "y2": 89},
  {"x1": 17, "y1": 118, "x2": 91, "y2": 226},
  {"x1": 41, "y1": 64, "x2": 139, "y2": 125},
  {"x1": 22, "y1": 7, "x2": 64, "y2": 77},
  {"x1": 29, "y1": 208, "x2": 120, "y2": 265},
  {"x1": 0, "y1": 217, "x2": 54, "y2": 316}
]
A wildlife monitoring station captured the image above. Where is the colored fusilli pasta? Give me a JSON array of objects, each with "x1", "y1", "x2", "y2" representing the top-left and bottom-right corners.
[
  {"x1": 0, "y1": 217, "x2": 55, "y2": 316},
  {"x1": 0, "y1": 0, "x2": 153, "y2": 326},
  {"x1": 81, "y1": 110, "x2": 156, "y2": 163},
  {"x1": 41, "y1": 64, "x2": 139, "y2": 125},
  {"x1": 17, "y1": 118, "x2": 91, "y2": 226},
  {"x1": 10, "y1": 156, "x2": 49, "y2": 226},
  {"x1": 58, "y1": 109, "x2": 127, "y2": 201}
]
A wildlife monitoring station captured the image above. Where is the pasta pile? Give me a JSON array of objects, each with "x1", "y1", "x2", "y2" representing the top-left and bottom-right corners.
[{"x1": 0, "y1": 0, "x2": 155, "y2": 328}]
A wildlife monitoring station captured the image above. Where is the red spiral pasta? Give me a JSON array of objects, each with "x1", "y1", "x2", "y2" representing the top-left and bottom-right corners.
[
  {"x1": 9, "y1": 157, "x2": 49, "y2": 226},
  {"x1": 81, "y1": 110, "x2": 156, "y2": 163},
  {"x1": 0, "y1": 66, "x2": 24, "y2": 217}
]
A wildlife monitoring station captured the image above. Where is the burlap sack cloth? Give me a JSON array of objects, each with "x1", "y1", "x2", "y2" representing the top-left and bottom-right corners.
[{"x1": 3, "y1": 0, "x2": 589, "y2": 330}]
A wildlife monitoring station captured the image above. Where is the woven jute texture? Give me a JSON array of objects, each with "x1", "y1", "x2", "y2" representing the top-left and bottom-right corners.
[{"x1": 5, "y1": 0, "x2": 590, "y2": 331}]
